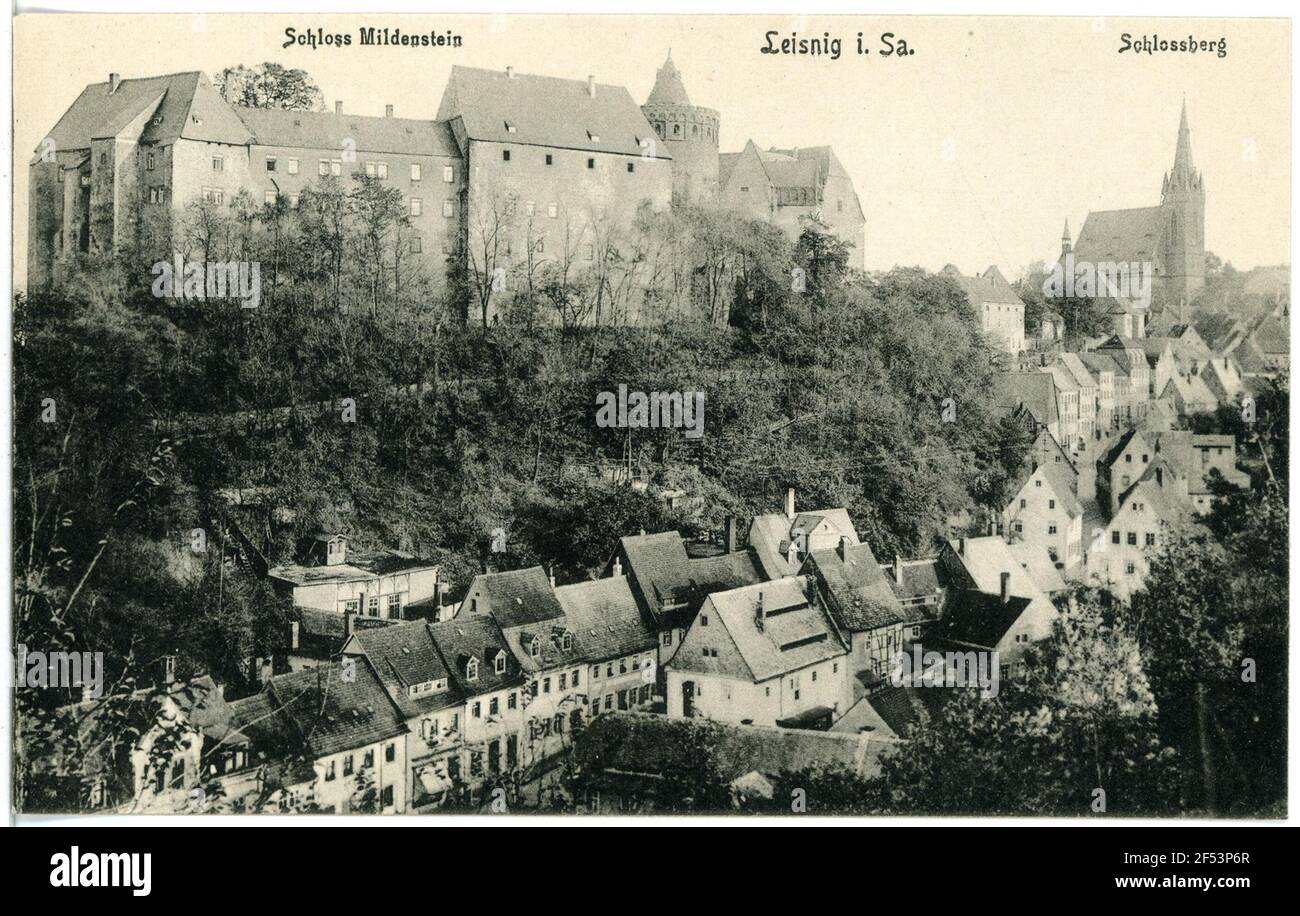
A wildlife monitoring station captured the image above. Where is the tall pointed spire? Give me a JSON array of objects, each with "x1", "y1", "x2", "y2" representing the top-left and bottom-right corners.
[
  {"x1": 1171, "y1": 96, "x2": 1195, "y2": 179},
  {"x1": 1061, "y1": 219, "x2": 1072, "y2": 255}
]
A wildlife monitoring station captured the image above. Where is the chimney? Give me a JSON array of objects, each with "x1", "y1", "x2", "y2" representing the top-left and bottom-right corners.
[
  {"x1": 1155, "y1": 467, "x2": 1164, "y2": 486},
  {"x1": 837, "y1": 535, "x2": 852, "y2": 561},
  {"x1": 385, "y1": 104, "x2": 394, "y2": 118},
  {"x1": 893, "y1": 554, "x2": 904, "y2": 586},
  {"x1": 344, "y1": 607, "x2": 357, "y2": 639},
  {"x1": 108, "y1": 73, "x2": 121, "y2": 94},
  {"x1": 506, "y1": 65, "x2": 514, "y2": 79},
  {"x1": 335, "y1": 100, "x2": 343, "y2": 115},
  {"x1": 1000, "y1": 571, "x2": 1011, "y2": 605},
  {"x1": 958, "y1": 537, "x2": 967, "y2": 557},
  {"x1": 260, "y1": 656, "x2": 273, "y2": 685},
  {"x1": 162, "y1": 655, "x2": 176, "y2": 685},
  {"x1": 548, "y1": 566, "x2": 556, "y2": 588},
  {"x1": 289, "y1": 620, "x2": 300, "y2": 651},
  {"x1": 612, "y1": 555, "x2": 623, "y2": 577},
  {"x1": 587, "y1": 75, "x2": 596, "y2": 98},
  {"x1": 725, "y1": 517, "x2": 738, "y2": 553},
  {"x1": 754, "y1": 592, "x2": 764, "y2": 632},
  {"x1": 784, "y1": 487, "x2": 796, "y2": 520}
]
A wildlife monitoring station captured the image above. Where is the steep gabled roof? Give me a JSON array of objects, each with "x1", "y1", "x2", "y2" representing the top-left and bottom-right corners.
[
  {"x1": 464, "y1": 566, "x2": 565, "y2": 630},
  {"x1": 235, "y1": 106, "x2": 459, "y2": 157},
  {"x1": 344, "y1": 621, "x2": 459, "y2": 718},
  {"x1": 940, "y1": 589, "x2": 1033, "y2": 651},
  {"x1": 266, "y1": 661, "x2": 407, "y2": 758},
  {"x1": 555, "y1": 575, "x2": 657, "y2": 663},
  {"x1": 39, "y1": 71, "x2": 253, "y2": 159},
  {"x1": 436, "y1": 65, "x2": 667, "y2": 159},
  {"x1": 1071, "y1": 206, "x2": 1162, "y2": 266},
  {"x1": 697, "y1": 577, "x2": 845, "y2": 682},
  {"x1": 803, "y1": 543, "x2": 912, "y2": 633},
  {"x1": 993, "y1": 371, "x2": 1060, "y2": 429},
  {"x1": 427, "y1": 614, "x2": 524, "y2": 698}
]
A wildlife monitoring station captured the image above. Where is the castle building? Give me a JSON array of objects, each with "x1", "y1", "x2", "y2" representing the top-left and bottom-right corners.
[
  {"x1": 436, "y1": 65, "x2": 674, "y2": 324},
  {"x1": 30, "y1": 56, "x2": 867, "y2": 315},
  {"x1": 941, "y1": 264, "x2": 1026, "y2": 354},
  {"x1": 640, "y1": 52, "x2": 720, "y2": 204},
  {"x1": 1062, "y1": 101, "x2": 1206, "y2": 309},
  {"x1": 719, "y1": 142, "x2": 866, "y2": 270},
  {"x1": 27, "y1": 70, "x2": 463, "y2": 291}
]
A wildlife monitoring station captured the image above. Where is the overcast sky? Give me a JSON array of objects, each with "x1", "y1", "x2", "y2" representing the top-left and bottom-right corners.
[{"x1": 12, "y1": 13, "x2": 1291, "y2": 288}]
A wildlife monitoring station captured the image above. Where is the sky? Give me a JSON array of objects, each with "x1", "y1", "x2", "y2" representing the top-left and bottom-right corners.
[{"x1": 11, "y1": 13, "x2": 1292, "y2": 289}]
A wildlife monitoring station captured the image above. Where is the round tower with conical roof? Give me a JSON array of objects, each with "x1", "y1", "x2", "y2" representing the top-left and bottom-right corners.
[{"x1": 641, "y1": 51, "x2": 719, "y2": 204}]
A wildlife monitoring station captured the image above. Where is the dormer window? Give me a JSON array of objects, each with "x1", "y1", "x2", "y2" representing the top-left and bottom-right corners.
[
  {"x1": 562, "y1": 632, "x2": 573, "y2": 651},
  {"x1": 529, "y1": 638, "x2": 541, "y2": 659},
  {"x1": 504, "y1": 121, "x2": 517, "y2": 133},
  {"x1": 466, "y1": 657, "x2": 479, "y2": 681},
  {"x1": 587, "y1": 130, "x2": 600, "y2": 143},
  {"x1": 494, "y1": 652, "x2": 506, "y2": 674}
]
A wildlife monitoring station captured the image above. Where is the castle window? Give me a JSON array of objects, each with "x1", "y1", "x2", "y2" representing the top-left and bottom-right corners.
[
  {"x1": 587, "y1": 158, "x2": 595, "y2": 169},
  {"x1": 545, "y1": 154, "x2": 553, "y2": 166},
  {"x1": 673, "y1": 124, "x2": 680, "y2": 136},
  {"x1": 502, "y1": 149, "x2": 511, "y2": 162},
  {"x1": 319, "y1": 160, "x2": 330, "y2": 176},
  {"x1": 266, "y1": 157, "x2": 276, "y2": 172},
  {"x1": 330, "y1": 160, "x2": 342, "y2": 176},
  {"x1": 627, "y1": 162, "x2": 635, "y2": 173},
  {"x1": 146, "y1": 153, "x2": 156, "y2": 171},
  {"x1": 377, "y1": 162, "x2": 388, "y2": 179},
  {"x1": 288, "y1": 158, "x2": 299, "y2": 175},
  {"x1": 410, "y1": 198, "x2": 422, "y2": 216}
]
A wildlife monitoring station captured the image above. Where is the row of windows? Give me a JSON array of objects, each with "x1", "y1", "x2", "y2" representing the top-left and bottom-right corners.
[
  {"x1": 499, "y1": 148, "x2": 638, "y2": 173},
  {"x1": 323, "y1": 742, "x2": 396, "y2": 781},
  {"x1": 1110, "y1": 530, "x2": 1158, "y2": 547}
]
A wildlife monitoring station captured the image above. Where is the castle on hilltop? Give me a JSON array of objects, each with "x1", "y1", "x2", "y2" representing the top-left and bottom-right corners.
[{"x1": 28, "y1": 55, "x2": 866, "y2": 310}]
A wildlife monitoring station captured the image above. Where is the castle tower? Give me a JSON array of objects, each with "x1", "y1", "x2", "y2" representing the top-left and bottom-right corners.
[
  {"x1": 641, "y1": 51, "x2": 719, "y2": 204},
  {"x1": 1159, "y1": 99, "x2": 1206, "y2": 303}
]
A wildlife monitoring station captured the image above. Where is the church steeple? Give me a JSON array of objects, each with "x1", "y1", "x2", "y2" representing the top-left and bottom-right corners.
[
  {"x1": 1061, "y1": 219, "x2": 1072, "y2": 256},
  {"x1": 1164, "y1": 97, "x2": 1201, "y2": 193}
]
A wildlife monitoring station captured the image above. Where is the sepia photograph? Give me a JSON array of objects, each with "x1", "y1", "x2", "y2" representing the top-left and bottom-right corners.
[{"x1": 3, "y1": 3, "x2": 1293, "y2": 855}]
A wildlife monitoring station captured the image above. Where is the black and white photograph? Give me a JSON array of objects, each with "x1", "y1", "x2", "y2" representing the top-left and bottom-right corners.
[{"x1": 3, "y1": 3, "x2": 1294, "y2": 860}]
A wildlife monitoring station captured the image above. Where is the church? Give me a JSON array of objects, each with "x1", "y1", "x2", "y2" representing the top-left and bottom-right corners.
[{"x1": 1060, "y1": 101, "x2": 1206, "y2": 310}]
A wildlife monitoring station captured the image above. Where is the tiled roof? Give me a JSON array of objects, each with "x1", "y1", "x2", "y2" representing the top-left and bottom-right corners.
[
  {"x1": 39, "y1": 71, "x2": 253, "y2": 158},
  {"x1": 940, "y1": 589, "x2": 1033, "y2": 650},
  {"x1": 993, "y1": 371, "x2": 1059, "y2": 428},
  {"x1": 345, "y1": 621, "x2": 459, "y2": 718},
  {"x1": 266, "y1": 661, "x2": 407, "y2": 758},
  {"x1": 886, "y1": 557, "x2": 944, "y2": 602},
  {"x1": 866, "y1": 685, "x2": 928, "y2": 738},
  {"x1": 576, "y1": 711, "x2": 891, "y2": 785},
  {"x1": 555, "y1": 575, "x2": 658, "y2": 663},
  {"x1": 1007, "y1": 542, "x2": 1067, "y2": 594},
  {"x1": 436, "y1": 65, "x2": 667, "y2": 159},
  {"x1": 679, "y1": 576, "x2": 845, "y2": 682},
  {"x1": 945, "y1": 264, "x2": 1024, "y2": 308},
  {"x1": 803, "y1": 543, "x2": 911, "y2": 633},
  {"x1": 945, "y1": 536, "x2": 1052, "y2": 610},
  {"x1": 466, "y1": 566, "x2": 565, "y2": 630},
  {"x1": 427, "y1": 614, "x2": 524, "y2": 698},
  {"x1": 644, "y1": 54, "x2": 692, "y2": 107},
  {"x1": 235, "y1": 106, "x2": 459, "y2": 158},
  {"x1": 1071, "y1": 206, "x2": 1162, "y2": 265}
]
